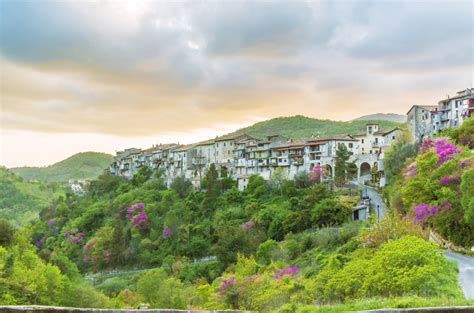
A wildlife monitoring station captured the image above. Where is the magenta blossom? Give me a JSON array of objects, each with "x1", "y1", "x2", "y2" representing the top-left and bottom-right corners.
[
  {"x1": 127, "y1": 202, "x2": 145, "y2": 217},
  {"x1": 433, "y1": 138, "x2": 460, "y2": 165},
  {"x1": 274, "y1": 265, "x2": 298, "y2": 280},
  {"x1": 403, "y1": 162, "x2": 417, "y2": 177},
  {"x1": 439, "y1": 175, "x2": 460, "y2": 185},
  {"x1": 239, "y1": 220, "x2": 254, "y2": 230},
  {"x1": 47, "y1": 219, "x2": 55, "y2": 225},
  {"x1": 218, "y1": 276, "x2": 235, "y2": 291},
  {"x1": 35, "y1": 239, "x2": 44, "y2": 248},
  {"x1": 162, "y1": 226, "x2": 172, "y2": 238},
  {"x1": 460, "y1": 158, "x2": 472, "y2": 168},
  {"x1": 132, "y1": 211, "x2": 148, "y2": 229},
  {"x1": 412, "y1": 201, "x2": 450, "y2": 222}
]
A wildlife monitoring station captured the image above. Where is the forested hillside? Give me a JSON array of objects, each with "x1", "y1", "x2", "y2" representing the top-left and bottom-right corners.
[
  {"x1": 2, "y1": 118, "x2": 473, "y2": 311},
  {"x1": 229, "y1": 115, "x2": 403, "y2": 140},
  {"x1": 0, "y1": 167, "x2": 63, "y2": 226},
  {"x1": 11, "y1": 152, "x2": 113, "y2": 183}
]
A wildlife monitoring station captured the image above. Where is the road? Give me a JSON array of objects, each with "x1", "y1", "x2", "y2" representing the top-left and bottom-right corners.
[
  {"x1": 351, "y1": 182, "x2": 387, "y2": 220},
  {"x1": 444, "y1": 250, "x2": 474, "y2": 299}
]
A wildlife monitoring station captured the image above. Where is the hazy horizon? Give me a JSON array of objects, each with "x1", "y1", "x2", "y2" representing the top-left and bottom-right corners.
[{"x1": 1, "y1": 0, "x2": 472, "y2": 167}]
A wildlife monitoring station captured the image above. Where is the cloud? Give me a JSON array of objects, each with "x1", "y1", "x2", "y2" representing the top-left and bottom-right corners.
[{"x1": 0, "y1": 0, "x2": 472, "y2": 139}]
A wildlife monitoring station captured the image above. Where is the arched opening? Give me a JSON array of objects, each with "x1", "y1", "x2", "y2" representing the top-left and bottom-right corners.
[
  {"x1": 360, "y1": 162, "x2": 371, "y2": 177},
  {"x1": 324, "y1": 164, "x2": 333, "y2": 177}
]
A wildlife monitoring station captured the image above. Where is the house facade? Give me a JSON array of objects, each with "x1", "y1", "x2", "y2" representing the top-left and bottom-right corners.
[
  {"x1": 110, "y1": 123, "x2": 401, "y2": 190},
  {"x1": 407, "y1": 88, "x2": 473, "y2": 143}
]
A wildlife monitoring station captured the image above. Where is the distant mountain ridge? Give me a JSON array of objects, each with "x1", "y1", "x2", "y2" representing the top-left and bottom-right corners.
[
  {"x1": 227, "y1": 115, "x2": 404, "y2": 140},
  {"x1": 353, "y1": 113, "x2": 406, "y2": 123},
  {"x1": 11, "y1": 152, "x2": 113, "y2": 183}
]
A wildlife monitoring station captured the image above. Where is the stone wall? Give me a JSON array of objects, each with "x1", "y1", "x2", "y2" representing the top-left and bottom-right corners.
[{"x1": 0, "y1": 307, "x2": 248, "y2": 313}]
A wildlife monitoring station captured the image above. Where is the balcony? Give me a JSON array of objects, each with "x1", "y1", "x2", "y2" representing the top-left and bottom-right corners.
[{"x1": 258, "y1": 159, "x2": 269, "y2": 166}]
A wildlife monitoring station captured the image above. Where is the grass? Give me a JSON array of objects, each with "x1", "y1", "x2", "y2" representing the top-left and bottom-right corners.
[{"x1": 282, "y1": 297, "x2": 474, "y2": 312}]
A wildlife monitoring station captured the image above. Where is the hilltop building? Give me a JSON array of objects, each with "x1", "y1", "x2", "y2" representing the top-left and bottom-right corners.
[
  {"x1": 407, "y1": 88, "x2": 474, "y2": 143},
  {"x1": 110, "y1": 123, "x2": 402, "y2": 190}
]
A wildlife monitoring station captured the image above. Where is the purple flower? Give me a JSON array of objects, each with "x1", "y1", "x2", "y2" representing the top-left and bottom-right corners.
[
  {"x1": 124, "y1": 289, "x2": 129, "y2": 297},
  {"x1": 460, "y1": 158, "x2": 471, "y2": 168},
  {"x1": 421, "y1": 138, "x2": 433, "y2": 153},
  {"x1": 132, "y1": 211, "x2": 148, "y2": 229},
  {"x1": 35, "y1": 239, "x2": 44, "y2": 248},
  {"x1": 135, "y1": 202, "x2": 144, "y2": 210},
  {"x1": 441, "y1": 200, "x2": 452, "y2": 211},
  {"x1": 239, "y1": 220, "x2": 254, "y2": 230},
  {"x1": 64, "y1": 231, "x2": 70, "y2": 237},
  {"x1": 439, "y1": 175, "x2": 460, "y2": 185},
  {"x1": 433, "y1": 138, "x2": 460, "y2": 165},
  {"x1": 127, "y1": 206, "x2": 133, "y2": 216},
  {"x1": 71, "y1": 227, "x2": 78, "y2": 233},
  {"x1": 47, "y1": 219, "x2": 55, "y2": 225},
  {"x1": 219, "y1": 276, "x2": 235, "y2": 291},
  {"x1": 162, "y1": 226, "x2": 171, "y2": 238},
  {"x1": 403, "y1": 162, "x2": 417, "y2": 177},
  {"x1": 77, "y1": 232, "x2": 85, "y2": 238},
  {"x1": 274, "y1": 265, "x2": 298, "y2": 280},
  {"x1": 413, "y1": 203, "x2": 431, "y2": 222},
  {"x1": 69, "y1": 236, "x2": 79, "y2": 243}
]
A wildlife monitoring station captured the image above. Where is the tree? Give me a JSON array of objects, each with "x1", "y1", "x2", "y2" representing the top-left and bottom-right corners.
[
  {"x1": 131, "y1": 165, "x2": 153, "y2": 186},
  {"x1": 171, "y1": 176, "x2": 193, "y2": 199},
  {"x1": 461, "y1": 168, "x2": 474, "y2": 225},
  {"x1": 202, "y1": 164, "x2": 220, "y2": 211},
  {"x1": 335, "y1": 144, "x2": 350, "y2": 186},
  {"x1": 311, "y1": 198, "x2": 351, "y2": 227},
  {"x1": 384, "y1": 131, "x2": 416, "y2": 182},
  {"x1": 0, "y1": 219, "x2": 15, "y2": 246},
  {"x1": 245, "y1": 175, "x2": 266, "y2": 198}
]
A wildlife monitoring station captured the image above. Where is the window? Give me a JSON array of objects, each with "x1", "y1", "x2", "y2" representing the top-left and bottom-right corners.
[
  {"x1": 224, "y1": 143, "x2": 226, "y2": 147},
  {"x1": 370, "y1": 150, "x2": 372, "y2": 154},
  {"x1": 375, "y1": 138, "x2": 378, "y2": 144},
  {"x1": 368, "y1": 126, "x2": 372, "y2": 134},
  {"x1": 392, "y1": 136, "x2": 395, "y2": 140},
  {"x1": 361, "y1": 139, "x2": 364, "y2": 144},
  {"x1": 349, "y1": 143, "x2": 353, "y2": 148}
]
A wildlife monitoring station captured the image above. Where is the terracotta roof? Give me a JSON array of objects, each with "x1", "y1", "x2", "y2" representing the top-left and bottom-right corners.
[
  {"x1": 305, "y1": 134, "x2": 358, "y2": 143},
  {"x1": 214, "y1": 133, "x2": 254, "y2": 142},
  {"x1": 374, "y1": 128, "x2": 400, "y2": 136},
  {"x1": 406, "y1": 105, "x2": 438, "y2": 115}
]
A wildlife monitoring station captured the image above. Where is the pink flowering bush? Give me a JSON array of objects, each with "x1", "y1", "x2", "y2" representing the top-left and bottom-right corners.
[
  {"x1": 218, "y1": 276, "x2": 235, "y2": 291},
  {"x1": 412, "y1": 201, "x2": 452, "y2": 223},
  {"x1": 439, "y1": 175, "x2": 460, "y2": 185},
  {"x1": 239, "y1": 220, "x2": 254, "y2": 230},
  {"x1": 309, "y1": 164, "x2": 323, "y2": 183},
  {"x1": 63, "y1": 228, "x2": 84, "y2": 244},
  {"x1": 162, "y1": 226, "x2": 172, "y2": 238},
  {"x1": 273, "y1": 265, "x2": 298, "y2": 280},
  {"x1": 403, "y1": 162, "x2": 417, "y2": 177},
  {"x1": 127, "y1": 202, "x2": 148, "y2": 229}
]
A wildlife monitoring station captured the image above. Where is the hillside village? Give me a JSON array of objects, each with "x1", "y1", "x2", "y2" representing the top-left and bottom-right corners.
[{"x1": 109, "y1": 88, "x2": 474, "y2": 191}]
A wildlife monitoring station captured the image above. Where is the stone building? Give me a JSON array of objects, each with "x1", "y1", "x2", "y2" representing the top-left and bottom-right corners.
[
  {"x1": 407, "y1": 88, "x2": 474, "y2": 143},
  {"x1": 110, "y1": 123, "x2": 401, "y2": 190}
]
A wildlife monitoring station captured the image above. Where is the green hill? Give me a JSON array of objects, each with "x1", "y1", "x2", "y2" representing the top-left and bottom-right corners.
[
  {"x1": 230, "y1": 115, "x2": 404, "y2": 139},
  {"x1": 11, "y1": 152, "x2": 113, "y2": 183},
  {"x1": 353, "y1": 113, "x2": 406, "y2": 123},
  {"x1": 0, "y1": 167, "x2": 63, "y2": 226}
]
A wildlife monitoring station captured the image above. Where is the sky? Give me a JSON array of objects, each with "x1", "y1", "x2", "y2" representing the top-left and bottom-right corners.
[{"x1": 1, "y1": 0, "x2": 473, "y2": 167}]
